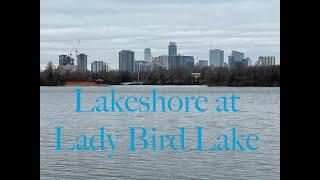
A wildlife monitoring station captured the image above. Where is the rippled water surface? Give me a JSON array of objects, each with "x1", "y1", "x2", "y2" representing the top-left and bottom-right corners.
[{"x1": 40, "y1": 86, "x2": 280, "y2": 180}]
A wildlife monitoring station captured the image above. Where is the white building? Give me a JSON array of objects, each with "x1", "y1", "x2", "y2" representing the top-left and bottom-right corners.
[
  {"x1": 256, "y1": 56, "x2": 276, "y2": 66},
  {"x1": 209, "y1": 49, "x2": 224, "y2": 67}
]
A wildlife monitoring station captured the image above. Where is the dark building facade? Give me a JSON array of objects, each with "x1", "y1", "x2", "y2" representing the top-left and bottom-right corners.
[{"x1": 119, "y1": 50, "x2": 134, "y2": 72}]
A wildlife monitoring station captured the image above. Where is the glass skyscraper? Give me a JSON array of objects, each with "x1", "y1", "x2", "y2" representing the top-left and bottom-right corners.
[
  {"x1": 209, "y1": 49, "x2": 224, "y2": 67},
  {"x1": 77, "y1": 53, "x2": 87, "y2": 72},
  {"x1": 119, "y1": 50, "x2": 134, "y2": 72},
  {"x1": 228, "y1": 50, "x2": 245, "y2": 69},
  {"x1": 168, "y1": 42, "x2": 177, "y2": 56},
  {"x1": 144, "y1": 48, "x2": 152, "y2": 63}
]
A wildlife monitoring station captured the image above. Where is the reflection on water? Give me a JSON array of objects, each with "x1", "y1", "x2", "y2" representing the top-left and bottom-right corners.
[{"x1": 40, "y1": 86, "x2": 280, "y2": 180}]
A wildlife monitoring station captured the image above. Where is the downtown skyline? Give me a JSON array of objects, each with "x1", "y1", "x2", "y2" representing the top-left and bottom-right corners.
[
  {"x1": 40, "y1": 0, "x2": 280, "y2": 70},
  {"x1": 41, "y1": 42, "x2": 279, "y2": 71}
]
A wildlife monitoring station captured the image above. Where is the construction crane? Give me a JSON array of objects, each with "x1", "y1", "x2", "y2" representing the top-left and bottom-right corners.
[
  {"x1": 74, "y1": 40, "x2": 80, "y2": 56},
  {"x1": 106, "y1": 63, "x2": 109, "y2": 72}
]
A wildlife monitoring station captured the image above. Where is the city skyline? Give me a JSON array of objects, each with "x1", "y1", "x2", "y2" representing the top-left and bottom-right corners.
[
  {"x1": 40, "y1": 42, "x2": 277, "y2": 72},
  {"x1": 40, "y1": 0, "x2": 280, "y2": 69},
  {"x1": 52, "y1": 43, "x2": 275, "y2": 73}
]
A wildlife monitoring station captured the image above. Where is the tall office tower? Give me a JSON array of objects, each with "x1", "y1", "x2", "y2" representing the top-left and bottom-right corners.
[
  {"x1": 167, "y1": 55, "x2": 194, "y2": 70},
  {"x1": 77, "y1": 53, "x2": 88, "y2": 72},
  {"x1": 231, "y1": 50, "x2": 244, "y2": 61},
  {"x1": 168, "y1": 42, "x2": 177, "y2": 56},
  {"x1": 119, "y1": 50, "x2": 134, "y2": 72},
  {"x1": 167, "y1": 55, "x2": 179, "y2": 70},
  {"x1": 228, "y1": 56, "x2": 236, "y2": 69},
  {"x1": 182, "y1": 56, "x2": 195, "y2": 70},
  {"x1": 91, "y1": 61, "x2": 106, "y2": 72},
  {"x1": 256, "y1": 56, "x2": 276, "y2": 66},
  {"x1": 144, "y1": 48, "x2": 152, "y2": 63},
  {"x1": 209, "y1": 49, "x2": 224, "y2": 67},
  {"x1": 228, "y1": 50, "x2": 245, "y2": 69}
]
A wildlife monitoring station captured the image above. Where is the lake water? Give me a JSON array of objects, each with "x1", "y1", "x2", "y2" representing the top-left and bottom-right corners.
[{"x1": 40, "y1": 86, "x2": 280, "y2": 180}]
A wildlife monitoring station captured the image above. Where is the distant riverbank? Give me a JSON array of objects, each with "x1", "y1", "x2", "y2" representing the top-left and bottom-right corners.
[
  {"x1": 40, "y1": 82, "x2": 279, "y2": 87},
  {"x1": 40, "y1": 63, "x2": 280, "y2": 87},
  {"x1": 64, "y1": 81, "x2": 101, "y2": 86}
]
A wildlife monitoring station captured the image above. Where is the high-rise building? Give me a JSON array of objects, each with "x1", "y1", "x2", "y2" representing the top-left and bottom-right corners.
[
  {"x1": 256, "y1": 56, "x2": 276, "y2": 66},
  {"x1": 195, "y1": 60, "x2": 208, "y2": 69},
  {"x1": 209, "y1": 49, "x2": 224, "y2": 67},
  {"x1": 228, "y1": 50, "x2": 245, "y2": 69},
  {"x1": 151, "y1": 57, "x2": 165, "y2": 70},
  {"x1": 183, "y1": 56, "x2": 195, "y2": 70},
  {"x1": 168, "y1": 42, "x2": 177, "y2": 56},
  {"x1": 134, "y1": 60, "x2": 151, "y2": 72},
  {"x1": 91, "y1": 61, "x2": 106, "y2": 72},
  {"x1": 168, "y1": 55, "x2": 194, "y2": 70},
  {"x1": 158, "y1": 55, "x2": 169, "y2": 69},
  {"x1": 119, "y1": 50, "x2": 134, "y2": 72},
  {"x1": 58, "y1": 55, "x2": 76, "y2": 72},
  {"x1": 231, "y1": 50, "x2": 244, "y2": 61},
  {"x1": 199, "y1": 60, "x2": 208, "y2": 66},
  {"x1": 228, "y1": 56, "x2": 236, "y2": 69},
  {"x1": 59, "y1": 55, "x2": 74, "y2": 65},
  {"x1": 168, "y1": 56, "x2": 180, "y2": 70},
  {"x1": 144, "y1": 48, "x2": 152, "y2": 63},
  {"x1": 77, "y1": 53, "x2": 87, "y2": 72}
]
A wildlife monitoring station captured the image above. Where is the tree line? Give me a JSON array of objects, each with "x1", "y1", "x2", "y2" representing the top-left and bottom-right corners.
[{"x1": 40, "y1": 61, "x2": 280, "y2": 86}]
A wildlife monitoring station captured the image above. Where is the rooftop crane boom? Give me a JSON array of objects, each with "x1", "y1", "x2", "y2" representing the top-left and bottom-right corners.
[{"x1": 74, "y1": 40, "x2": 80, "y2": 56}]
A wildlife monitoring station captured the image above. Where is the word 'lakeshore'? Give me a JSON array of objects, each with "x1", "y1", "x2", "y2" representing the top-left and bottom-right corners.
[{"x1": 75, "y1": 88, "x2": 240, "y2": 113}]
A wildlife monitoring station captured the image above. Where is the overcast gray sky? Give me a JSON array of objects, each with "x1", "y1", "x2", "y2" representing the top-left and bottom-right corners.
[{"x1": 40, "y1": 0, "x2": 280, "y2": 70}]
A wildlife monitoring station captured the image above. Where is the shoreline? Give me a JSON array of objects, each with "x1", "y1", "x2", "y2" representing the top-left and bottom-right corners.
[
  {"x1": 41, "y1": 81, "x2": 279, "y2": 87},
  {"x1": 40, "y1": 84, "x2": 280, "y2": 87},
  {"x1": 64, "y1": 81, "x2": 100, "y2": 86}
]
